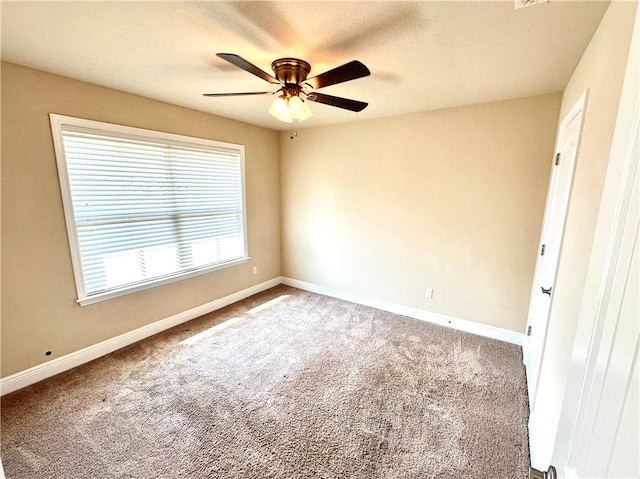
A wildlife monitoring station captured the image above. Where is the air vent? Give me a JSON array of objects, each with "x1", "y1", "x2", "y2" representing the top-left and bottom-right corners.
[{"x1": 515, "y1": 0, "x2": 549, "y2": 9}]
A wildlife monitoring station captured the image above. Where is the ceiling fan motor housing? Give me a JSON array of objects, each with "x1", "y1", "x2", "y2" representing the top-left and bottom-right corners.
[{"x1": 271, "y1": 58, "x2": 311, "y2": 87}]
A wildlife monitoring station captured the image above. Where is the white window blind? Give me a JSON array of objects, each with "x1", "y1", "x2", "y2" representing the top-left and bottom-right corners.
[{"x1": 50, "y1": 114, "x2": 247, "y2": 305}]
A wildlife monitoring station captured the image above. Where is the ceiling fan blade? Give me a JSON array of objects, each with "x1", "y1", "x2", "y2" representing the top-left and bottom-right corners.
[
  {"x1": 307, "y1": 92, "x2": 368, "y2": 112},
  {"x1": 217, "y1": 53, "x2": 279, "y2": 84},
  {"x1": 203, "y1": 91, "x2": 274, "y2": 97},
  {"x1": 305, "y1": 60, "x2": 370, "y2": 90}
]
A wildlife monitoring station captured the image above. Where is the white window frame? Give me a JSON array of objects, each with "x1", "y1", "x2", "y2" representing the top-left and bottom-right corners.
[{"x1": 50, "y1": 114, "x2": 248, "y2": 306}]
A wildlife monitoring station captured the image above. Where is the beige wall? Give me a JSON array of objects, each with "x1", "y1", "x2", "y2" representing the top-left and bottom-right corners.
[
  {"x1": 531, "y1": 0, "x2": 637, "y2": 457},
  {"x1": 1, "y1": 62, "x2": 281, "y2": 377},
  {"x1": 280, "y1": 93, "x2": 561, "y2": 332}
]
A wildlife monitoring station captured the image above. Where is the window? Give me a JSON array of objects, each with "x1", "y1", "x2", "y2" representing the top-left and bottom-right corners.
[{"x1": 50, "y1": 114, "x2": 248, "y2": 305}]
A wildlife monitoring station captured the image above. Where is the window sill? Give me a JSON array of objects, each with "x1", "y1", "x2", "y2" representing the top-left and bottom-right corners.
[{"x1": 76, "y1": 256, "x2": 250, "y2": 306}]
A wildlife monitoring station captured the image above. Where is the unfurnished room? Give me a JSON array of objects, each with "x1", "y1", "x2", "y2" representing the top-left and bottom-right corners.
[{"x1": 1, "y1": 1, "x2": 638, "y2": 478}]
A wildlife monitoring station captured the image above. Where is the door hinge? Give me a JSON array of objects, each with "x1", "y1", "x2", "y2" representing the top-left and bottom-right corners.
[
  {"x1": 541, "y1": 244, "x2": 546, "y2": 256},
  {"x1": 555, "y1": 153, "x2": 560, "y2": 165},
  {"x1": 530, "y1": 466, "x2": 557, "y2": 479},
  {"x1": 527, "y1": 326, "x2": 532, "y2": 336}
]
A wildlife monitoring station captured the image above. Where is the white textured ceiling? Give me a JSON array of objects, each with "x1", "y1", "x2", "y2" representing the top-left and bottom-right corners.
[{"x1": 1, "y1": 1, "x2": 609, "y2": 131}]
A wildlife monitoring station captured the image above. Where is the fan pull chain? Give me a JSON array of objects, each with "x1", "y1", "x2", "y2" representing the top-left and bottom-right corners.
[{"x1": 289, "y1": 129, "x2": 298, "y2": 140}]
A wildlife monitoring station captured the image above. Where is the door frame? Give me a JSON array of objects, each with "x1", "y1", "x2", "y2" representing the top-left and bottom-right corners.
[{"x1": 523, "y1": 91, "x2": 588, "y2": 409}]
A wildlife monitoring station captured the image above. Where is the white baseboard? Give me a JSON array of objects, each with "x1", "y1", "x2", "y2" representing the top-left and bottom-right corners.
[
  {"x1": 2, "y1": 275, "x2": 523, "y2": 395},
  {"x1": 281, "y1": 277, "x2": 524, "y2": 346},
  {"x1": 0, "y1": 277, "x2": 281, "y2": 396}
]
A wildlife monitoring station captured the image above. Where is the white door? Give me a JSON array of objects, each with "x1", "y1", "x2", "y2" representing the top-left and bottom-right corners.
[
  {"x1": 572, "y1": 183, "x2": 638, "y2": 477},
  {"x1": 553, "y1": 107, "x2": 639, "y2": 479},
  {"x1": 551, "y1": 7, "x2": 639, "y2": 473},
  {"x1": 523, "y1": 94, "x2": 586, "y2": 409}
]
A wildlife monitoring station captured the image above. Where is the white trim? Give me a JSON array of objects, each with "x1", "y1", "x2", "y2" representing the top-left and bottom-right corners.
[
  {"x1": 0, "y1": 277, "x2": 281, "y2": 396},
  {"x1": 523, "y1": 91, "x2": 588, "y2": 413},
  {"x1": 526, "y1": 92, "x2": 588, "y2": 469},
  {"x1": 49, "y1": 113, "x2": 248, "y2": 306},
  {"x1": 49, "y1": 114, "x2": 244, "y2": 152},
  {"x1": 281, "y1": 277, "x2": 523, "y2": 346},
  {"x1": 77, "y1": 256, "x2": 249, "y2": 306},
  {"x1": 524, "y1": 90, "x2": 588, "y2": 361},
  {"x1": 50, "y1": 115, "x2": 87, "y2": 297}
]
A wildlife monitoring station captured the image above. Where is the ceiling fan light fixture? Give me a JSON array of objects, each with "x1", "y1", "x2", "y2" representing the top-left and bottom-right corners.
[
  {"x1": 268, "y1": 96, "x2": 293, "y2": 123},
  {"x1": 299, "y1": 101, "x2": 313, "y2": 122},
  {"x1": 288, "y1": 95, "x2": 313, "y2": 122},
  {"x1": 268, "y1": 93, "x2": 313, "y2": 123}
]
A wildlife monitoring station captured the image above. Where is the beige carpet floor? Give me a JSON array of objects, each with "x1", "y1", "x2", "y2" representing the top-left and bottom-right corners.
[{"x1": 1, "y1": 285, "x2": 530, "y2": 478}]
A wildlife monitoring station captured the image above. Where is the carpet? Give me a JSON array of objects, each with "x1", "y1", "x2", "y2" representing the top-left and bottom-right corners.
[{"x1": 1, "y1": 285, "x2": 530, "y2": 478}]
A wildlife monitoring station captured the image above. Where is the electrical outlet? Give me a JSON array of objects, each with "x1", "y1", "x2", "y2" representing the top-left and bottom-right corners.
[
  {"x1": 252, "y1": 266, "x2": 258, "y2": 275},
  {"x1": 425, "y1": 288, "x2": 433, "y2": 299}
]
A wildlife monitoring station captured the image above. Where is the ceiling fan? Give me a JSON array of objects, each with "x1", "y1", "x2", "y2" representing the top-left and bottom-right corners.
[{"x1": 203, "y1": 53, "x2": 371, "y2": 123}]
